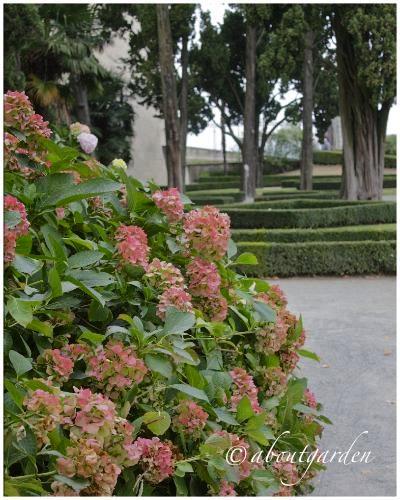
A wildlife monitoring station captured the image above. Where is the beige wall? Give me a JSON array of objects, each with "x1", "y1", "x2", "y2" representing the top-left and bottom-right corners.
[{"x1": 95, "y1": 35, "x2": 168, "y2": 186}]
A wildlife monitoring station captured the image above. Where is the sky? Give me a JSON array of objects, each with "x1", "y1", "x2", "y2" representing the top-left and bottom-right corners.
[{"x1": 187, "y1": 2, "x2": 398, "y2": 151}]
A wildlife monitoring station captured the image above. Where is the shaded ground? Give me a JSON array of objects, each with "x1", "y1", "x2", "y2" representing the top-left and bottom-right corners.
[{"x1": 272, "y1": 276, "x2": 396, "y2": 496}]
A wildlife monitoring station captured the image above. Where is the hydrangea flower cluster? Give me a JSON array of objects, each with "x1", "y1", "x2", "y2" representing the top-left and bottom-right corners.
[
  {"x1": 38, "y1": 341, "x2": 147, "y2": 398},
  {"x1": 4, "y1": 195, "x2": 30, "y2": 263},
  {"x1": 124, "y1": 437, "x2": 174, "y2": 484},
  {"x1": 157, "y1": 286, "x2": 194, "y2": 319},
  {"x1": 219, "y1": 480, "x2": 237, "y2": 496},
  {"x1": 145, "y1": 258, "x2": 185, "y2": 290},
  {"x1": 4, "y1": 91, "x2": 51, "y2": 176},
  {"x1": 229, "y1": 367, "x2": 261, "y2": 413},
  {"x1": 183, "y1": 206, "x2": 230, "y2": 260},
  {"x1": 172, "y1": 400, "x2": 208, "y2": 437},
  {"x1": 152, "y1": 187, "x2": 184, "y2": 223},
  {"x1": 77, "y1": 132, "x2": 98, "y2": 154},
  {"x1": 86, "y1": 340, "x2": 148, "y2": 397},
  {"x1": 195, "y1": 294, "x2": 228, "y2": 322},
  {"x1": 186, "y1": 257, "x2": 221, "y2": 297},
  {"x1": 70, "y1": 122, "x2": 91, "y2": 136},
  {"x1": 115, "y1": 225, "x2": 150, "y2": 269}
]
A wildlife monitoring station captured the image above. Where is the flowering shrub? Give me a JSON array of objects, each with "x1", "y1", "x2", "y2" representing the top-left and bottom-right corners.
[{"x1": 4, "y1": 91, "x2": 329, "y2": 497}]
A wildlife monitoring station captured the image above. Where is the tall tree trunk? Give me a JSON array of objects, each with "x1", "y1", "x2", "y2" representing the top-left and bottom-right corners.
[
  {"x1": 300, "y1": 30, "x2": 315, "y2": 191},
  {"x1": 156, "y1": 4, "x2": 183, "y2": 191},
  {"x1": 220, "y1": 105, "x2": 228, "y2": 174},
  {"x1": 242, "y1": 23, "x2": 257, "y2": 202},
  {"x1": 334, "y1": 13, "x2": 389, "y2": 200},
  {"x1": 72, "y1": 77, "x2": 91, "y2": 127},
  {"x1": 179, "y1": 34, "x2": 189, "y2": 191},
  {"x1": 255, "y1": 113, "x2": 264, "y2": 188}
]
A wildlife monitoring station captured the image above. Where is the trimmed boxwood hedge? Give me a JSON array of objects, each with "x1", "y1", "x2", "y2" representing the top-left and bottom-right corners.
[
  {"x1": 223, "y1": 201, "x2": 396, "y2": 229},
  {"x1": 312, "y1": 150, "x2": 397, "y2": 168},
  {"x1": 232, "y1": 224, "x2": 396, "y2": 243},
  {"x1": 236, "y1": 240, "x2": 396, "y2": 276},
  {"x1": 225, "y1": 199, "x2": 373, "y2": 210},
  {"x1": 281, "y1": 177, "x2": 397, "y2": 190},
  {"x1": 192, "y1": 196, "x2": 236, "y2": 205},
  {"x1": 258, "y1": 191, "x2": 338, "y2": 201}
]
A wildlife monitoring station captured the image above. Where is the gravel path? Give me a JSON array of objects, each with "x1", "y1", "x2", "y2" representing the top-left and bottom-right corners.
[{"x1": 272, "y1": 276, "x2": 396, "y2": 496}]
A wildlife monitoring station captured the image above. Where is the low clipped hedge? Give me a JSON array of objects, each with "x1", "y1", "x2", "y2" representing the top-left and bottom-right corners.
[
  {"x1": 192, "y1": 196, "x2": 236, "y2": 205},
  {"x1": 236, "y1": 240, "x2": 396, "y2": 277},
  {"x1": 225, "y1": 199, "x2": 373, "y2": 210},
  {"x1": 313, "y1": 150, "x2": 397, "y2": 168},
  {"x1": 263, "y1": 156, "x2": 299, "y2": 173},
  {"x1": 232, "y1": 224, "x2": 396, "y2": 243},
  {"x1": 186, "y1": 181, "x2": 240, "y2": 191},
  {"x1": 281, "y1": 177, "x2": 397, "y2": 190},
  {"x1": 223, "y1": 201, "x2": 396, "y2": 229},
  {"x1": 258, "y1": 191, "x2": 338, "y2": 201}
]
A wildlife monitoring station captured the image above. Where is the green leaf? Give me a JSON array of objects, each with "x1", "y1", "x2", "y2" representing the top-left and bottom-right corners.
[
  {"x1": 68, "y1": 270, "x2": 115, "y2": 288},
  {"x1": 68, "y1": 251, "x2": 104, "y2": 269},
  {"x1": 41, "y1": 178, "x2": 122, "y2": 207},
  {"x1": 145, "y1": 354, "x2": 173, "y2": 378},
  {"x1": 65, "y1": 276, "x2": 105, "y2": 306},
  {"x1": 12, "y1": 255, "x2": 43, "y2": 275},
  {"x1": 5, "y1": 210, "x2": 22, "y2": 228},
  {"x1": 163, "y1": 308, "x2": 195, "y2": 334},
  {"x1": 4, "y1": 380, "x2": 25, "y2": 409},
  {"x1": 49, "y1": 266, "x2": 62, "y2": 298},
  {"x1": 7, "y1": 297, "x2": 33, "y2": 327},
  {"x1": 174, "y1": 475, "x2": 188, "y2": 495},
  {"x1": 142, "y1": 411, "x2": 171, "y2": 435},
  {"x1": 200, "y1": 433, "x2": 231, "y2": 456},
  {"x1": 227, "y1": 238, "x2": 238, "y2": 258},
  {"x1": 236, "y1": 395, "x2": 254, "y2": 423},
  {"x1": 9, "y1": 350, "x2": 32, "y2": 376},
  {"x1": 214, "y1": 407, "x2": 239, "y2": 426},
  {"x1": 233, "y1": 252, "x2": 258, "y2": 265},
  {"x1": 298, "y1": 349, "x2": 320, "y2": 362},
  {"x1": 26, "y1": 318, "x2": 53, "y2": 337},
  {"x1": 52, "y1": 475, "x2": 89, "y2": 493},
  {"x1": 169, "y1": 383, "x2": 210, "y2": 402},
  {"x1": 184, "y1": 365, "x2": 206, "y2": 389},
  {"x1": 253, "y1": 300, "x2": 276, "y2": 322},
  {"x1": 78, "y1": 329, "x2": 105, "y2": 345}
]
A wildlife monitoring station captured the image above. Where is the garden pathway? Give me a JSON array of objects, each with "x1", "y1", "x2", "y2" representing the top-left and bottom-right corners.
[{"x1": 272, "y1": 276, "x2": 396, "y2": 496}]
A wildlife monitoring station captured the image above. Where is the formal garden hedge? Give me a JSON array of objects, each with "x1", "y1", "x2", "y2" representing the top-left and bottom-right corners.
[
  {"x1": 232, "y1": 224, "x2": 396, "y2": 243},
  {"x1": 4, "y1": 91, "x2": 328, "y2": 497},
  {"x1": 224, "y1": 202, "x2": 396, "y2": 229},
  {"x1": 236, "y1": 241, "x2": 396, "y2": 277},
  {"x1": 312, "y1": 150, "x2": 397, "y2": 168},
  {"x1": 281, "y1": 177, "x2": 397, "y2": 190}
]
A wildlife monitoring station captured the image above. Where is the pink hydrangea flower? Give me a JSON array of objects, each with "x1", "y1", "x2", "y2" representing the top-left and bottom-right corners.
[
  {"x1": 219, "y1": 480, "x2": 237, "y2": 496},
  {"x1": 157, "y1": 286, "x2": 193, "y2": 319},
  {"x1": 273, "y1": 458, "x2": 299, "y2": 487},
  {"x1": 280, "y1": 349, "x2": 300, "y2": 373},
  {"x1": 263, "y1": 367, "x2": 288, "y2": 397},
  {"x1": 124, "y1": 437, "x2": 174, "y2": 484},
  {"x1": 86, "y1": 340, "x2": 148, "y2": 397},
  {"x1": 24, "y1": 388, "x2": 64, "y2": 445},
  {"x1": 73, "y1": 387, "x2": 116, "y2": 436},
  {"x1": 195, "y1": 294, "x2": 228, "y2": 322},
  {"x1": 229, "y1": 367, "x2": 261, "y2": 414},
  {"x1": 145, "y1": 258, "x2": 185, "y2": 290},
  {"x1": 172, "y1": 400, "x2": 208, "y2": 437},
  {"x1": 77, "y1": 132, "x2": 98, "y2": 154},
  {"x1": 214, "y1": 430, "x2": 254, "y2": 480},
  {"x1": 256, "y1": 315, "x2": 288, "y2": 354},
  {"x1": 4, "y1": 91, "x2": 51, "y2": 138},
  {"x1": 304, "y1": 388, "x2": 317, "y2": 409},
  {"x1": 183, "y1": 206, "x2": 230, "y2": 260},
  {"x1": 4, "y1": 194, "x2": 30, "y2": 234},
  {"x1": 186, "y1": 257, "x2": 221, "y2": 297},
  {"x1": 55, "y1": 438, "x2": 121, "y2": 496},
  {"x1": 51, "y1": 482, "x2": 79, "y2": 496},
  {"x1": 41, "y1": 348, "x2": 74, "y2": 382},
  {"x1": 152, "y1": 188, "x2": 184, "y2": 223},
  {"x1": 115, "y1": 225, "x2": 149, "y2": 269}
]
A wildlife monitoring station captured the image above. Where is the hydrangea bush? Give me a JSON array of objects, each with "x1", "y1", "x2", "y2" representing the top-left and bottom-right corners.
[{"x1": 4, "y1": 91, "x2": 330, "y2": 497}]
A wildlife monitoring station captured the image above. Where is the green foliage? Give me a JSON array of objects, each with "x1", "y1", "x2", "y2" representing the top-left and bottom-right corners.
[
  {"x1": 385, "y1": 135, "x2": 396, "y2": 156},
  {"x1": 4, "y1": 95, "x2": 326, "y2": 496},
  {"x1": 232, "y1": 224, "x2": 396, "y2": 243},
  {"x1": 224, "y1": 202, "x2": 396, "y2": 229},
  {"x1": 313, "y1": 150, "x2": 397, "y2": 168},
  {"x1": 237, "y1": 240, "x2": 396, "y2": 277},
  {"x1": 281, "y1": 178, "x2": 397, "y2": 190}
]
